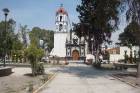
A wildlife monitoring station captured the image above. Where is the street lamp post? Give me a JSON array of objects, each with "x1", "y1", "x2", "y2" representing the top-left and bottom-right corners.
[{"x1": 3, "y1": 8, "x2": 9, "y2": 67}]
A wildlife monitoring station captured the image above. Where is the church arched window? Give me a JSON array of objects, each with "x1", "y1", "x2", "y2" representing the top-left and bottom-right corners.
[
  {"x1": 73, "y1": 38, "x2": 78, "y2": 45},
  {"x1": 59, "y1": 24, "x2": 63, "y2": 31},
  {"x1": 60, "y1": 16, "x2": 62, "y2": 22}
]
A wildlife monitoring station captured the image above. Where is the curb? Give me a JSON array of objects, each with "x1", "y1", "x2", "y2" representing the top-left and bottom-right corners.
[
  {"x1": 33, "y1": 73, "x2": 57, "y2": 93},
  {"x1": 110, "y1": 75, "x2": 139, "y2": 88}
]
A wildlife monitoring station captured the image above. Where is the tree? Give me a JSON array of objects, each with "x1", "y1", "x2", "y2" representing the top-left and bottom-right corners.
[
  {"x1": 124, "y1": 0, "x2": 140, "y2": 77},
  {"x1": 74, "y1": 0, "x2": 121, "y2": 64},
  {"x1": 0, "y1": 19, "x2": 16, "y2": 59},
  {"x1": 46, "y1": 31, "x2": 54, "y2": 52},
  {"x1": 124, "y1": 0, "x2": 140, "y2": 46},
  {"x1": 24, "y1": 44, "x2": 44, "y2": 76},
  {"x1": 18, "y1": 25, "x2": 30, "y2": 48},
  {"x1": 29, "y1": 27, "x2": 54, "y2": 52},
  {"x1": 119, "y1": 20, "x2": 140, "y2": 46},
  {"x1": 12, "y1": 34, "x2": 24, "y2": 62},
  {"x1": 125, "y1": 0, "x2": 140, "y2": 24}
]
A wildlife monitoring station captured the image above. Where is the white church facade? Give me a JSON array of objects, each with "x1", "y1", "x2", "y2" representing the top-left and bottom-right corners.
[{"x1": 51, "y1": 5, "x2": 86, "y2": 62}]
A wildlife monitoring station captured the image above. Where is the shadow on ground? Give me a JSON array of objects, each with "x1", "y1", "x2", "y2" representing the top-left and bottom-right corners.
[{"x1": 49, "y1": 63, "x2": 123, "y2": 79}]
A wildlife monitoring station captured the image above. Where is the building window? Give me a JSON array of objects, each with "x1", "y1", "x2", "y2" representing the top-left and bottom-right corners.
[
  {"x1": 59, "y1": 24, "x2": 63, "y2": 31},
  {"x1": 73, "y1": 39, "x2": 78, "y2": 45},
  {"x1": 67, "y1": 52, "x2": 69, "y2": 56},
  {"x1": 113, "y1": 50, "x2": 116, "y2": 54}
]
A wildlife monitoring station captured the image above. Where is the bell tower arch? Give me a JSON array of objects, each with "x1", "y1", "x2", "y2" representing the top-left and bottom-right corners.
[{"x1": 55, "y1": 4, "x2": 68, "y2": 32}]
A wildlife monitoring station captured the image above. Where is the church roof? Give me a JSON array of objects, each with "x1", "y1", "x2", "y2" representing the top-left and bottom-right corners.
[{"x1": 56, "y1": 6, "x2": 68, "y2": 15}]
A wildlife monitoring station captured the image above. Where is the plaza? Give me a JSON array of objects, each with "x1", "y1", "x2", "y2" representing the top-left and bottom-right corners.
[
  {"x1": 0, "y1": 0, "x2": 140, "y2": 93},
  {"x1": 40, "y1": 63, "x2": 140, "y2": 93}
]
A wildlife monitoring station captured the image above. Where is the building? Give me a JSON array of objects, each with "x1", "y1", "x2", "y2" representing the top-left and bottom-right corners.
[
  {"x1": 65, "y1": 30, "x2": 86, "y2": 61},
  {"x1": 50, "y1": 5, "x2": 86, "y2": 62},
  {"x1": 106, "y1": 46, "x2": 139, "y2": 62}
]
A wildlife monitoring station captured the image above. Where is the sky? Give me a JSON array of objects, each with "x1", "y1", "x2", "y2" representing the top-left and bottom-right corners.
[
  {"x1": 0, "y1": 0, "x2": 80, "y2": 30},
  {"x1": 111, "y1": 10, "x2": 127, "y2": 46},
  {"x1": 0, "y1": 0, "x2": 126, "y2": 47}
]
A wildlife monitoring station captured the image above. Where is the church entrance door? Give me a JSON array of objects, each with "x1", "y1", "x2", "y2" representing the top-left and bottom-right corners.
[{"x1": 72, "y1": 50, "x2": 79, "y2": 60}]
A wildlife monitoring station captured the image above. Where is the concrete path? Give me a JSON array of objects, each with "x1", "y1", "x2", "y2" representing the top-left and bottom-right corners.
[{"x1": 41, "y1": 63, "x2": 140, "y2": 93}]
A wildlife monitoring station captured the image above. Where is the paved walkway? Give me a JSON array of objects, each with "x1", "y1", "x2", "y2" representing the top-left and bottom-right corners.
[{"x1": 41, "y1": 63, "x2": 140, "y2": 93}]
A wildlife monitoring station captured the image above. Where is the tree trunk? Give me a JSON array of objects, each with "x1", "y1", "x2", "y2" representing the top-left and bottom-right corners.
[
  {"x1": 95, "y1": 45, "x2": 100, "y2": 63},
  {"x1": 93, "y1": 45, "x2": 101, "y2": 67},
  {"x1": 31, "y1": 62, "x2": 35, "y2": 76},
  {"x1": 31, "y1": 59, "x2": 37, "y2": 76},
  {"x1": 137, "y1": 61, "x2": 140, "y2": 78},
  {"x1": 137, "y1": 45, "x2": 140, "y2": 78}
]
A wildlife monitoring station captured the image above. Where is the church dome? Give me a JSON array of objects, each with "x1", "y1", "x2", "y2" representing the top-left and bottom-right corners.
[{"x1": 56, "y1": 6, "x2": 68, "y2": 15}]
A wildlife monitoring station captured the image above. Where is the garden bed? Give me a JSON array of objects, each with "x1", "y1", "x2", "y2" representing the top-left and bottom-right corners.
[
  {"x1": 0, "y1": 67, "x2": 54, "y2": 93},
  {"x1": 0, "y1": 67, "x2": 12, "y2": 76}
]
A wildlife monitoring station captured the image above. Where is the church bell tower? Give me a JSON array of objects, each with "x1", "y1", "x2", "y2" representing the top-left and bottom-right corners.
[
  {"x1": 51, "y1": 4, "x2": 86, "y2": 62},
  {"x1": 55, "y1": 4, "x2": 68, "y2": 32},
  {"x1": 50, "y1": 5, "x2": 69, "y2": 57}
]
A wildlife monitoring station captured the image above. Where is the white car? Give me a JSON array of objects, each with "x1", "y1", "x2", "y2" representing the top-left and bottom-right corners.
[
  {"x1": 41, "y1": 57, "x2": 49, "y2": 62},
  {"x1": 101, "y1": 60, "x2": 109, "y2": 64}
]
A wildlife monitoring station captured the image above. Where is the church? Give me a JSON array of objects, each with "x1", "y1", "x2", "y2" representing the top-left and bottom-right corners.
[{"x1": 50, "y1": 5, "x2": 87, "y2": 62}]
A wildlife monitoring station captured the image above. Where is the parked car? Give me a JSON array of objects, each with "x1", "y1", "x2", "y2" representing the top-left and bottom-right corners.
[
  {"x1": 41, "y1": 57, "x2": 49, "y2": 62},
  {"x1": 101, "y1": 60, "x2": 109, "y2": 64}
]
